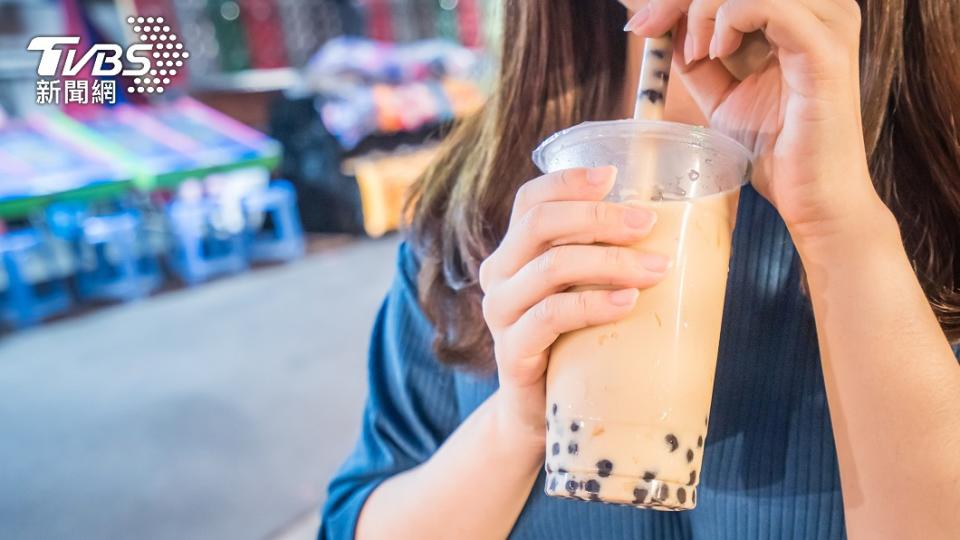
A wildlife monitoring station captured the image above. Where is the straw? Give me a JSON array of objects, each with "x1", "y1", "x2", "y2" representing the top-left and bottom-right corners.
[
  {"x1": 633, "y1": 34, "x2": 674, "y2": 121},
  {"x1": 628, "y1": 33, "x2": 675, "y2": 202}
]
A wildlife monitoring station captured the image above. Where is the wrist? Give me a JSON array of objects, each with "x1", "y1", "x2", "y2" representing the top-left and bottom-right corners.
[
  {"x1": 790, "y1": 192, "x2": 902, "y2": 262},
  {"x1": 786, "y1": 174, "x2": 901, "y2": 253},
  {"x1": 493, "y1": 387, "x2": 547, "y2": 459}
]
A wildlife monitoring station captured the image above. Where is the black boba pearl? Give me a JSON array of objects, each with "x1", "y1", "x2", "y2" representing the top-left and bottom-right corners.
[
  {"x1": 551, "y1": 443, "x2": 560, "y2": 456},
  {"x1": 567, "y1": 442, "x2": 579, "y2": 455},
  {"x1": 686, "y1": 448, "x2": 695, "y2": 463},
  {"x1": 546, "y1": 463, "x2": 553, "y2": 474},
  {"x1": 565, "y1": 480, "x2": 578, "y2": 494},
  {"x1": 596, "y1": 459, "x2": 614, "y2": 477},
  {"x1": 558, "y1": 467, "x2": 568, "y2": 474},
  {"x1": 677, "y1": 487, "x2": 687, "y2": 504},
  {"x1": 589, "y1": 493, "x2": 601, "y2": 501},
  {"x1": 641, "y1": 89, "x2": 664, "y2": 104},
  {"x1": 570, "y1": 421, "x2": 580, "y2": 432},
  {"x1": 665, "y1": 434, "x2": 679, "y2": 452},
  {"x1": 697, "y1": 435, "x2": 704, "y2": 448},
  {"x1": 642, "y1": 471, "x2": 656, "y2": 481},
  {"x1": 552, "y1": 403, "x2": 558, "y2": 415},
  {"x1": 548, "y1": 476, "x2": 558, "y2": 492},
  {"x1": 649, "y1": 49, "x2": 666, "y2": 59},
  {"x1": 655, "y1": 484, "x2": 669, "y2": 501},
  {"x1": 546, "y1": 419, "x2": 550, "y2": 431},
  {"x1": 633, "y1": 487, "x2": 648, "y2": 504},
  {"x1": 584, "y1": 479, "x2": 600, "y2": 493},
  {"x1": 688, "y1": 470, "x2": 697, "y2": 486}
]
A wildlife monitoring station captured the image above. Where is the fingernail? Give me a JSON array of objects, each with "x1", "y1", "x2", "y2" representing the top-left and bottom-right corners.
[
  {"x1": 708, "y1": 34, "x2": 719, "y2": 59},
  {"x1": 683, "y1": 34, "x2": 695, "y2": 65},
  {"x1": 640, "y1": 253, "x2": 670, "y2": 273},
  {"x1": 587, "y1": 166, "x2": 616, "y2": 185},
  {"x1": 624, "y1": 207, "x2": 656, "y2": 229},
  {"x1": 608, "y1": 288, "x2": 639, "y2": 306},
  {"x1": 623, "y1": 6, "x2": 650, "y2": 33}
]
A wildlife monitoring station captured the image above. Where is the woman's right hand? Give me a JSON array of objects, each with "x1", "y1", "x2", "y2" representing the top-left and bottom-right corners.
[{"x1": 478, "y1": 166, "x2": 670, "y2": 451}]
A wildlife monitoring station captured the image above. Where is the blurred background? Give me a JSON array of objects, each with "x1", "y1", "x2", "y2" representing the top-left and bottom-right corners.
[{"x1": 0, "y1": 1, "x2": 497, "y2": 538}]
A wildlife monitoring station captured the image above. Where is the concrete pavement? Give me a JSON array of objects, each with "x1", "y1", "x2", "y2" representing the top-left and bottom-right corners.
[{"x1": 0, "y1": 236, "x2": 400, "y2": 540}]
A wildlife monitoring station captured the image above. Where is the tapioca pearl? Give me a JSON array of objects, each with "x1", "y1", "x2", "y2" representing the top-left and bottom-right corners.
[
  {"x1": 654, "y1": 484, "x2": 669, "y2": 502},
  {"x1": 665, "y1": 434, "x2": 679, "y2": 452},
  {"x1": 697, "y1": 435, "x2": 704, "y2": 448},
  {"x1": 640, "y1": 89, "x2": 664, "y2": 104},
  {"x1": 570, "y1": 421, "x2": 580, "y2": 432},
  {"x1": 567, "y1": 442, "x2": 578, "y2": 455},
  {"x1": 545, "y1": 418, "x2": 550, "y2": 431},
  {"x1": 584, "y1": 479, "x2": 600, "y2": 493},
  {"x1": 596, "y1": 459, "x2": 614, "y2": 477},
  {"x1": 551, "y1": 443, "x2": 560, "y2": 456},
  {"x1": 632, "y1": 487, "x2": 648, "y2": 504},
  {"x1": 642, "y1": 471, "x2": 656, "y2": 481},
  {"x1": 545, "y1": 463, "x2": 553, "y2": 474},
  {"x1": 548, "y1": 476, "x2": 558, "y2": 492},
  {"x1": 552, "y1": 403, "x2": 558, "y2": 415},
  {"x1": 677, "y1": 487, "x2": 687, "y2": 504},
  {"x1": 565, "y1": 480, "x2": 578, "y2": 495},
  {"x1": 589, "y1": 493, "x2": 600, "y2": 501},
  {"x1": 688, "y1": 470, "x2": 697, "y2": 486},
  {"x1": 557, "y1": 467, "x2": 568, "y2": 474},
  {"x1": 686, "y1": 449, "x2": 694, "y2": 463}
]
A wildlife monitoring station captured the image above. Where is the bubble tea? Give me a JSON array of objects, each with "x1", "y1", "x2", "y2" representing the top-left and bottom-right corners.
[{"x1": 532, "y1": 120, "x2": 751, "y2": 510}]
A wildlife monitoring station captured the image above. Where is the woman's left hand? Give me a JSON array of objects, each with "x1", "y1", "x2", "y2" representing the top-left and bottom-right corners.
[{"x1": 626, "y1": 0, "x2": 883, "y2": 242}]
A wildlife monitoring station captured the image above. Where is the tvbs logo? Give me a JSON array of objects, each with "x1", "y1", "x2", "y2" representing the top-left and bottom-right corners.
[{"x1": 28, "y1": 15, "x2": 189, "y2": 98}]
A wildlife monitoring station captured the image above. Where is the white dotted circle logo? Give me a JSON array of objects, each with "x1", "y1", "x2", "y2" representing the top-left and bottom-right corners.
[{"x1": 124, "y1": 16, "x2": 190, "y2": 94}]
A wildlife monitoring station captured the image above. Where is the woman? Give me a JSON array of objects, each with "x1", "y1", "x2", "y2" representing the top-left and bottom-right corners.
[{"x1": 322, "y1": 0, "x2": 960, "y2": 538}]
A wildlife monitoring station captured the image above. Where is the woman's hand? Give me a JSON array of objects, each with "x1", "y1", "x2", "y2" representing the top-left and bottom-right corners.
[
  {"x1": 478, "y1": 166, "x2": 669, "y2": 449},
  {"x1": 627, "y1": 0, "x2": 883, "y2": 242}
]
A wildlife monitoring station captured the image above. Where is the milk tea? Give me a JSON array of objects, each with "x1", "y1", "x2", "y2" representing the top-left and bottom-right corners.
[{"x1": 543, "y1": 188, "x2": 739, "y2": 510}]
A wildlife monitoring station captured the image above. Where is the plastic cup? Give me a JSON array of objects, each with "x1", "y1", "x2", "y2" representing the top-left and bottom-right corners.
[{"x1": 532, "y1": 119, "x2": 751, "y2": 510}]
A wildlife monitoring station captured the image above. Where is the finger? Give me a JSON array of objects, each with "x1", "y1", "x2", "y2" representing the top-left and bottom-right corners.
[
  {"x1": 710, "y1": 0, "x2": 834, "y2": 59},
  {"x1": 500, "y1": 288, "x2": 639, "y2": 362},
  {"x1": 485, "y1": 244, "x2": 669, "y2": 324},
  {"x1": 496, "y1": 201, "x2": 657, "y2": 278},
  {"x1": 673, "y1": 28, "x2": 738, "y2": 119},
  {"x1": 790, "y1": 0, "x2": 862, "y2": 33},
  {"x1": 625, "y1": 0, "x2": 690, "y2": 38},
  {"x1": 510, "y1": 167, "x2": 616, "y2": 225},
  {"x1": 683, "y1": 0, "x2": 725, "y2": 63}
]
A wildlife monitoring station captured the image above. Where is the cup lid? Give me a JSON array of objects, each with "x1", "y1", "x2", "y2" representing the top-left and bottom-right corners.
[{"x1": 532, "y1": 119, "x2": 752, "y2": 174}]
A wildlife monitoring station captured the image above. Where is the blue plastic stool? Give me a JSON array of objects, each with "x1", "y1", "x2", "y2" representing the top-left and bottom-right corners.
[
  {"x1": 167, "y1": 200, "x2": 248, "y2": 285},
  {"x1": 45, "y1": 202, "x2": 88, "y2": 244},
  {"x1": 242, "y1": 180, "x2": 305, "y2": 262},
  {"x1": 76, "y1": 212, "x2": 163, "y2": 302},
  {"x1": 0, "y1": 229, "x2": 72, "y2": 328}
]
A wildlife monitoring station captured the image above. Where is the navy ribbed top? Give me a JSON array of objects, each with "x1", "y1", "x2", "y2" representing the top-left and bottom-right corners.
[{"x1": 320, "y1": 185, "x2": 959, "y2": 539}]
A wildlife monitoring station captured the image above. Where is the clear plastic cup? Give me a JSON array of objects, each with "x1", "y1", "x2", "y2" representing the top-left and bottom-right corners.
[{"x1": 533, "y1": 120, "x2": 751, "y2": 510}]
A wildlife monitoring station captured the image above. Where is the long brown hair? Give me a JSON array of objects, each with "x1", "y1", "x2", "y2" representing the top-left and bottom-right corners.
[{"x1": 409, "y1": 0, "x2": 960, "y2": 368}]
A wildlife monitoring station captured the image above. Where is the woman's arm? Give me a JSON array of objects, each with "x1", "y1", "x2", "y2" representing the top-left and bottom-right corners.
[
  {"x1": 793, "y1": 193, "x2": 960, "y2": 539},
  {"x1": 357, "y1": 391, "x2": 542, "y2": 540},
  {"x1": 628, "y1": 0, "x2": 960, "y2": 537},
  {"x1": 351, "y1": 168, "x2": 665, "y2": 538}
]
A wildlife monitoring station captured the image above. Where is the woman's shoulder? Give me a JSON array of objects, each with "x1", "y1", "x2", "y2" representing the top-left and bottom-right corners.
[{"x1": 395, "y1": 239, "x2": 421, "y2": 288}]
